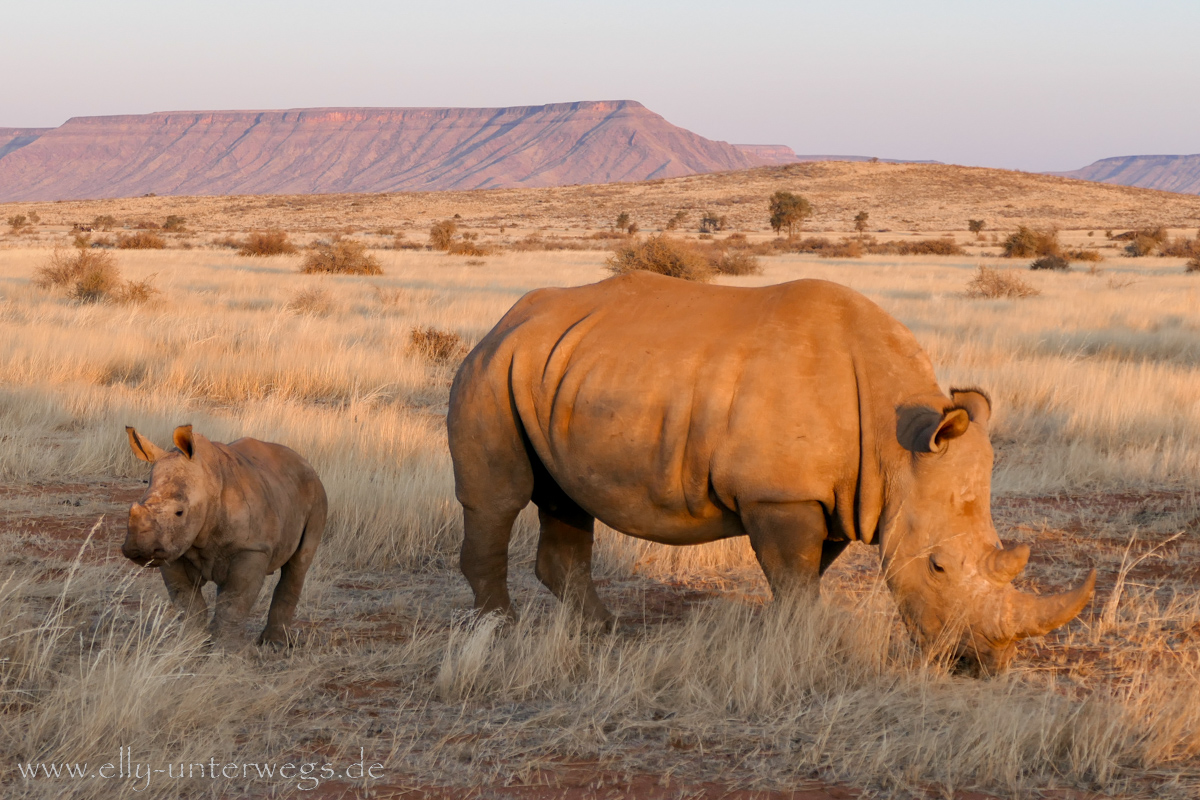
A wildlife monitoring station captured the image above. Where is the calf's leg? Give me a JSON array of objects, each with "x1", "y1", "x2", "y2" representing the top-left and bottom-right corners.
[
  {"x1": 211, "y1": 551, "x2": 270, "y2": 646},
  {"x1": 160, "y1": 559, "x2": 207, "y2": 630},
  {"x1": 260, "y1": 498, "x2": 327, "y2": 646},
  {"x1": 740, "y1": 501, "x2": 831, "y2": 599}
]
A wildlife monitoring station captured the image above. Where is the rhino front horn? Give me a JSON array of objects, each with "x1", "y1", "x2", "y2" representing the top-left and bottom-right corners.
[{"x1": 1009, "y1": 569, "x2": 1097, "y2": 639}]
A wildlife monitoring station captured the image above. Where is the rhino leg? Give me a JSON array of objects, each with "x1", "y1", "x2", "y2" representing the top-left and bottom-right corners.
[
  {"x1": 461, "y1": 504, "x2": 525, "y2": 619},
  {"x1": 741, "y1": 501, "x2": 830, "y2": 598},
  {"x1": 160, "y1": 559, "x2": 207, "y2": 630},
  {"x1": 210, "y1": 551, "x2": 270, "y2": 646},
  {"x1": 260, "y1": 502, "x2": 327, "y2": 647},
  {"x1": 535, "y1": 507, "x2": 613, "y2": 626}
]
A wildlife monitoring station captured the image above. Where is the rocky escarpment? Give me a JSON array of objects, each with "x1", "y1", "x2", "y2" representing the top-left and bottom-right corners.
[
  {"x1": 1056, "y1": 154, "x2": 1200, "y2": 195},
  {"x1": 0, "y1": 101, "x2": 767, "y2": 201}
]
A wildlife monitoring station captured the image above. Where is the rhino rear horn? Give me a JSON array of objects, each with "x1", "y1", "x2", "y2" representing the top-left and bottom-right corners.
[
  {"x1": 986, "y1": 543, "x2": 1030, "y2": 583},
  {"x1": 1008, "y1": 569, "x2": 1097, "y2": 640}
]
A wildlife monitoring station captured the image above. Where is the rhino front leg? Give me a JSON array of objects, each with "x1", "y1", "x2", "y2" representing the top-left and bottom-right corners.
[
  {"x1": 160, "y1": 559, "x2": 207, "y2": 631},
  {"x1": 210, "y1": 551, "x2": 270, "y2": 647},
  {"x1": 741, "y1": 501, "x2": 830, "y2": 599}
]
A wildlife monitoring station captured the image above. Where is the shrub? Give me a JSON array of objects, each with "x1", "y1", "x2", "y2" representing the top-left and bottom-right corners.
[
  {"x1": 162, "y1": 215, "x2": 187, "y2": 232},
  {"x1": 968, "y1": 219, "x2": 986, "y2": 234},
  {"x1": 1030, "y1": 255, "x2": 1070, "y2": 271},
  {"x1": 447, "y1": 240, "x2": 490, "y2": 257},
  {"x1": 428, "y1": 220, "x2": 458, "y2": 251},
  {"x1": 964, "y1": 266, "x2": 1039, "y2": 299},
  {"x1": 1186, "y1": 256, "x2": 1200, "y2": 273},
  {"x1": 1123, "y1": 227, "x2": 1169, "y2": 257},
  {"x1": 1064, "y1": 248, "x2": 1103, "y2": 262},
  {"x1": 1160, "y1": 236, "x2": 1200, "y2": 258},
  {"x1": 606, "y1": 235, "x2": 713, "y2": 282},
  {"x1": 238, "y1": 230, "x2": 298, "y2": 256},
  {"x1": 92, "y1": 215, "x2": 117, "y2": 231},
  {"x1": 33, "y1": 248, "x2": 156, "y2": 304},
  {"x1": 862, "y1": 238, "x2": 963, "y2": 256},
  {"x1": 665, "y1": 211, "x2": 687, "y2": 231},
  {"x1": 710, "y1": 250, "x2": 762, "y2": 276},
  {"x1": 854, "y1": 211, "x2": 870, "y2": 233},
  {"x1": 768, "y1": 191, "x2": 812, "y2": 237},
  {"x1": 1002, "y1": 226, "x2": 1059, "y2": 258},
  {"x1": 300, "y1": 238, "x2": 382, "y2": 275},
  {"x1": 7, "y1": 214, "x2": 28, "y2": 232},
  {"x1": 614, "y1": 212, "x2": 631, "y2": 231},
  {"x1": 409, "y1": 326, "x2": 467, "y2": 364},
  {"x1": 116, "y1": 231, "x2": 166, "y2": 249},
  {"x1": 699, "y1": 211, "x2": 727, "y2": 233},
  {"x1": 285, "y1": 287, "x2": 335, "y2": 316}
]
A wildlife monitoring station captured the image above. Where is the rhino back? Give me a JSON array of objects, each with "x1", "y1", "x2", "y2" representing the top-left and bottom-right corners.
[{"x1": 459, "y1": 272, "x2": 939, "y2": 543}]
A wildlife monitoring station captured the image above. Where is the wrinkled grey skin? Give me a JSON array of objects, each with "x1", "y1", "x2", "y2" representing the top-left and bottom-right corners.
[
  {"x1": 447, "y1": 272, "x2": 1095, "y2": 675},
  {"x1": 122, "y1": 425, "x2": 327, "y2": 647}
]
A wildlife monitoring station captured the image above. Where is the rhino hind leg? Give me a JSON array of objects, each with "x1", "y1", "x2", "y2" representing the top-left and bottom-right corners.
[
  {"x1": 741, "y1": 501, "x2": 831, "y2": 598},
  {"x1": 260, "y1": 497, "x2": 327, "y2": 647},
  {"x1": 534, "y1": 506, "x2": 613, "y2": 626}
]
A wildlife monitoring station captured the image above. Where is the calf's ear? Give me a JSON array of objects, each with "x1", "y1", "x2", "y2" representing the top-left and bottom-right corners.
[
  {"x1": 173, "y1": 425, "x2": 196, "y2": 460},
  {"x1": 897, "y1": 406, "x2": 971, "y2": 453},
  {"x1": 126, "y1": 426, "x2": 167, "y2": 463}
]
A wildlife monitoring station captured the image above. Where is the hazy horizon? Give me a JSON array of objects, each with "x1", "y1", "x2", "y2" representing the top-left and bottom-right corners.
[{"x1": 3, "y1": 0, "x2": 1198, "y2": 173}]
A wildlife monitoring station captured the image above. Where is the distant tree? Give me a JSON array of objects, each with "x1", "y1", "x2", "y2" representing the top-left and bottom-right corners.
[
  {"x1": 26, "y1": 211, "x2": 40, "y2": 225},
  {"x1": 768, "y1": 191, "x2": 812, "y2": 238},
  {"x1": 163, "y1": 215, "x2": 187, "y2": 232},
  {"x1": 615, "y1": 211, "x2": 631, "y2": 231},
  {"x1": 699, "y1": 211, "x2": 726, "y2": 233},
  {"x1": 968, "y1": 219, "x2": 986, "y2": 234},
  {"x1": 7, "y1": 214, "x2": 28, "y2": 233},
  {"x1": 665, "y1": 210, "x2": 688, "y2": 231},
  {"x1": 854, "y1": 210, "x2": 869, "y2": 234},
  {"x1": 626, "y1": 222, "x2": 639, "y2": 235},
  {"x1": 93, "y1": 215, "x2": 117, "y2": 231}
]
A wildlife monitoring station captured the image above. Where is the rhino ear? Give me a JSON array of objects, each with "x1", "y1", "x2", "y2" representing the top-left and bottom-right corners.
[
  {"x1": 173, "y1": 425, "x2": 196, "y2": 460},
  {"x1": 951, "y1": 388, "x2": 991, "y2": 428},
  {"x1": 126, "y1": 426, "x2": 167, "y2": 463},
  {"x1": 897, "y1": 407, "x2": 971, "y2": 453}
]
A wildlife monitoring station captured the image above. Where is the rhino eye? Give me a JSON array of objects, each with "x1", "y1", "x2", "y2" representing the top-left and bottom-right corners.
[
  {"x1": 174, "y1": 510, "x2": 184, "y2": 517},
  {"x1": 929, "y1": 554, "x2": 946, "y2": 573}
]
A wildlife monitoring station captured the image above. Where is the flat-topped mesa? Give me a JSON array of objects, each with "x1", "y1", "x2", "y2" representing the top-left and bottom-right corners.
[{"x1": 0, "y1": 100, "x2": 767, "y2": 202}]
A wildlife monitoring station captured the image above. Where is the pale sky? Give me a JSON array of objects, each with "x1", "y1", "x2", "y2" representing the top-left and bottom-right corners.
[{"x1": 3, "y1": 0, "x2": 1198, "y2": 172}]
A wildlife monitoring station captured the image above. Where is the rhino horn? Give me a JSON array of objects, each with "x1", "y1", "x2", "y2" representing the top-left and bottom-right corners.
[
  {"x1": 1007, "y1": 569, "x2": 1097, "y2": 640},
  {"x1": 986, "y1": 543, "x2": 1030, "y2": 583}
]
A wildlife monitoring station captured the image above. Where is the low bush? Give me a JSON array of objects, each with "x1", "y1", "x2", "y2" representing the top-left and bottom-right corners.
[
  {"x1": 447, "y1": 240, "x2": 491, "y2": 257},
  {"x1": 92, "y1": 215, "x2": 117, "y2": 231},
  {"x1": 710, "y1": 250, "x2": 762, "y2": 276},
  {"x1": 238, "y1": 231, "x2": 298, "y2": 256},
  {"x1": 409, "y1": 326, "x2": 467, "y2": 364},
  {"x1": 1159, "y1": 234, "x2": 1200, "y2": 258},
  {"x1": 428, "y1": 220, "x2": 459, "y2": 251},
  {"x1": 162, "y1": 215, "x2": 187, "y2": 232},
  {"x1": 1030, "y1": 255, "x2": 1070, "y2": 271},
  {"x1": 1120, "y1": 227, "x2": 1168, "y2": 257},
  {"x1": 33, "y1": 248, "x2": 158, "y2": 304},
  {"x1": 699, "y1": 212, "x2": 727, "y2": 233},
  {"x1": 1064, "y1": 248, "x2": 1104, "y2": 262},
  {"x1": 964, "y1": 265, "x2": 1039, "y2": 299},
  {"x1": 116, "y1": 231, "x2": 166, "y2": 249},
  {"x1": 300, "y1": 238, "x2": 382, "y2": 275},
  {"x1": 285, "y1": 287, "x2": 335, "y2": 316},
  {"x1": 606, "y1": 235, "x2": 713, "y2": 282},
  {"x1": 1002, "y1": 226, "x2": 1059, "y2": 258},
  {"x1": 1186, "y1": 256, "x2": 1200, "y2": 273}
]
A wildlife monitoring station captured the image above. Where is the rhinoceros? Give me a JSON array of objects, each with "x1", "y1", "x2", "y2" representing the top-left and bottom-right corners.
[
  {"x1": 447, "y1": 271, "x2": 1096, "y2": 673},
  {"x1": 122, "y1": 425, "x2": 327, "y2": 646}
]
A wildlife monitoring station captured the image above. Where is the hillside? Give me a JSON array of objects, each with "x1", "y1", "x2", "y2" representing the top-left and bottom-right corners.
[
  {"x1": 0, "y1": 101, "x2": 764, "y2": 202},
  {"x1": 4, "y1": 160, "x2": 1199, "y2": 237},
  {"x1": 1058, "y1": 154, "x2": 1200, "y2": 195}
]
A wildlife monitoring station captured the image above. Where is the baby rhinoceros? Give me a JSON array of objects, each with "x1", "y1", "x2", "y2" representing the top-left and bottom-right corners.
[{"x1": 122, "y1": 424, "x2": 327, "y2": 647}]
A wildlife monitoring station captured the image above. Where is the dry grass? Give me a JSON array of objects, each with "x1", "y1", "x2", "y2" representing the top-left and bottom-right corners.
[
  {"x1": 3, "y1": 246, "x2": 1200, "y2": 797},
  {"x1": 964, "y1": 265, "x2": 1040, "y2": 298},
  {"x1": 285, "y1": 286, "x2": 335, "y2": 316}
]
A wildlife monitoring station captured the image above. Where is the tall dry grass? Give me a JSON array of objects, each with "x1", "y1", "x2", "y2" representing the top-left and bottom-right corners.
[{"x1": 2, "y1": 247, "x2": 1200, "y2": 796}]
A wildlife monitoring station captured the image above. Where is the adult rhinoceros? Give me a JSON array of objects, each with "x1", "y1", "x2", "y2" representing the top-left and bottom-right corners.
[{"x1": 447, "y1": 271, "x2": 1095, "y2": 673}]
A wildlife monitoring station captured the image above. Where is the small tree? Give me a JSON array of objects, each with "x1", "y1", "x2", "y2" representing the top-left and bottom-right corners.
[
  {"x1": 768, "y1": 191, "x2": 812, "y2": 238},
  {"x1": 615, "y1": 211, "x2": 631, "y2": 231},
  {"x1": 665, "y1": 210, "x2": 688, "y2": 231},
  {"x1": 854, "y1": 211, "x2": 870, "y2": 234},
  {"x1": 968, "y1": 219, "x2": 986, "y2": 234},
  {"x1": 699, "y1": 211, "x2": 726, "y2": 233},
  {"x1": 7, "y1": 214, "x2": 28, "y2": 233},
  {"x1": 428, "y1": 220, "x2": 458, "y2": 250},
  {"x1": 93, "y1": 215, "x2": 117, "y2": 231}
]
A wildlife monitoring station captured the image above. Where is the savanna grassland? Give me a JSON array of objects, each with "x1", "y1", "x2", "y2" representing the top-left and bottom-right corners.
[{"x1": 3, "y1": 164, "x2": 1200, "y2": 799}]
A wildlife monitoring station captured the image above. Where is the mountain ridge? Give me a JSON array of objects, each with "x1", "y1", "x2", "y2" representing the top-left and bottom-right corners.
[
  {"x1": 1055, "y1": 154, "x2": 1200, "y2": 195},
  {"x1": 0, "y1": 101, "x2": 766, "y2": 202}
]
